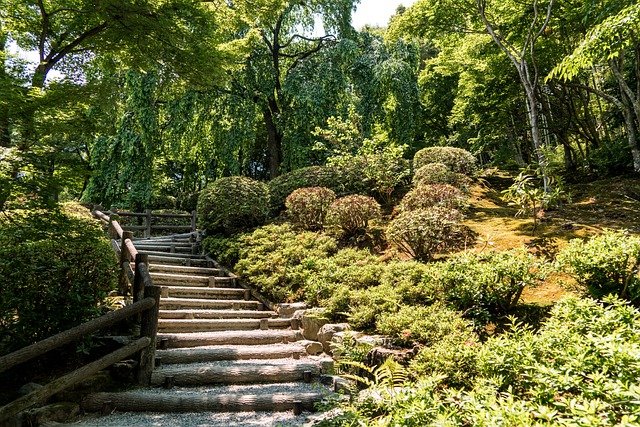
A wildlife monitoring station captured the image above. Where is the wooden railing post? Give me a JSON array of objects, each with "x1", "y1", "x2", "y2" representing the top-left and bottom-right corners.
[
  {"x1": 145, "y1": 209, "x2": 152, "y2": 238},
  {"x1": 191, "y1": 210, "x2": 197, "y2": 233},
  {"x1": 138, "y1": 284, "x2": 161, "y2": 386},
  {"x1": 133, "y1": 253, "x2": 149, "y2": 304},
  {"x1": 119, "y1": 231, "x2": 134, "y2": 295},
  {"x1": 108, "y1": 214, "x2": 120, "y2": 240}
]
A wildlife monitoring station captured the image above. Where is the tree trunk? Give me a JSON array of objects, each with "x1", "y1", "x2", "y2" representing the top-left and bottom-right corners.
[
  {"x1": 263, "y1": 98, "x2": 282, "y2": 179},
  {"x1": 621, "y1": 95, "x2": 640, "y2": 172}
]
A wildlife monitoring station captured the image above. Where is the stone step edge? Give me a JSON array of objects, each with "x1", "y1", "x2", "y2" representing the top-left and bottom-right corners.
[{"x1": 82, "y1": 391, "x2": 324, "y2": 413}]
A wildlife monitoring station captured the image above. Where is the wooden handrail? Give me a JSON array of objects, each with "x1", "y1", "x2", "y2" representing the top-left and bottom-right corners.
[
  {"x1": 0, "y1": 337, "x2": 151, "y2": 421},
  {"x1": 0, "y1": 297, "x2": 156, "y2": 375},
  {"x1": 95, "y1": 208, "x2": 197, "y2": 238},
  {"x1": 0, "y1": 208, "x2": 165, "y2": 421}
]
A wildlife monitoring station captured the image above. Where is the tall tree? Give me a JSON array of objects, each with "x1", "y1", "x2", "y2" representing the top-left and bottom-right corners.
[
  {"x1": 391, "y1": 0, "x2": 554, "y2": 185},
  {"x1": 550, "y1": 3, "x2": 640, "y2": 171}
]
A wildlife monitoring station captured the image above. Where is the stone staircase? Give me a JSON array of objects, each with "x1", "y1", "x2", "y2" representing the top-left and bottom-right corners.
[{"x1": 80, "y1": 233, "x2": 334, "y2": 422}]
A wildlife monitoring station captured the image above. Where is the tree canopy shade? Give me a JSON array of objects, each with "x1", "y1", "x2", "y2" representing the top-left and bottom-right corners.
[
  {"x1": 549, "y1": 2, "x2": 640, "y2": 171},
  {"x1": 390, "y1": 0, "x2": 555, "y2": 186},
  {"x1": 0, "y1": 0, "x2": 252, "y2": 206}
]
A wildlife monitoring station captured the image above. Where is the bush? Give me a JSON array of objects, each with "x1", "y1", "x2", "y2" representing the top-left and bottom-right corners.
[
  {"x1": 437, "y1": 249, "x2": 543, "y2": 316},
  {"x1": 177, "y1": 191, "x2": 200, "y2": 212},
  {"x1": 197, "y1": 176, "x2": 270, "y2": 233},
  {"x1": 268, "y1": 166, "x2": 369, "y2": 214},
  {"x1": 326, "y1": 195, "x2": 381, "y2": 237},
  {"x1": 386, "y1": 207, "x2": 469, "y2": 262},
  {"x1": 413, "y1": 146, "x2": 477, "y2": 175},
  {"x1": 412, "y1": 163, "x2": 472, "y2": 189},
  {"x1": 327, "y1": 297, "x2": 640, "y2": 426},
  {"x1": 556, "y1": 230, "x2": 640, "y2": 302},
  {"x1": 377, "y1": 302, "x2": 474, "y2": 346},
  {"x1": 233, "y1": 224, "x2": 338, "y2": 301},
  {"x1": 286, "y1": 187, "x2": 336, "y2": 230},
  {"x1": 0, "y1": 203, "x2": 117, "y2": 355},
  {"x1": 398, "y1": 184, "x2": 467, "y2": 212}
]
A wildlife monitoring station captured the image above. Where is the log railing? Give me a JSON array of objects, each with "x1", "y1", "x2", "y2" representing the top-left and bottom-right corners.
[
  {"x1": 0, "y1": 209, "x2": 162, "y2": 423},
  {"x1": 101, "y1": 207, "x2": 196, "y2": 238}
]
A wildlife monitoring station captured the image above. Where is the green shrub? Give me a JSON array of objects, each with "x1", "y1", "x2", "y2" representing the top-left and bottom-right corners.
[
  {"x1": 323, "y1": 297, "x2": 640, "y2": 426},
  {"x1": 377, "y1": 302, "x2": 474, "y2": 346},
  {"x1": 413, "y1": 146, "x2": 477, "y2": 175},
  {"x1": 286, "y1": 187, "x2": 336, "y2": 231},
  {"x1": 0, "y1": 203, "x2": 117, "y2": 355},
  {"x1": 233, "y1": 224, "x2": 338, "y2": 301},
  {"x1": 327, "y1": 195, "x2": 381, "y2": 237},
  {"x1": 202, "y1": 234, "x2": 243, "y2": 267},
  {"x1": 556, "y1": 229, "x2": 640, "y2": 302},
  {"x1": 268, "y1": 166, "x2": 369, "y2": 214},
  {"x1": 412, "y1": 163, "x2": 473, "y2": 189},
  {"x1": 438, "y1": 248, "x2": 543, "y2": 316},
  {"x1": 387, "y1": 207, "x2": 469, "y2": 262},
  {"x1": 177, "y1": 191, "x2": 200, "y2": 212},
  {"x1": 398, "y1": 184, "x2": 467, "y2": 212},
  {"x1": 197, "y1": 176, "x2": 269, "y2": 233}
]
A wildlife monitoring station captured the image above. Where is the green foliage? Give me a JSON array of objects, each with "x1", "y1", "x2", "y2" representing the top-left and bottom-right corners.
[
  {"x1": 556, "y1": 230, "x2": 640, "y2": 302},
  {"x1": 285, "y1": 187, "x2": 336, "y2": 231},
  {"x1": 413, "y1": 146, "x2": 477, "y2": 175},
  {"x1": 550, "y1": 3, "x2": 640, "y2": 81},
  {"x1": 398, "y1": 184, "x2": 467, "y2": 212},
  {"x1": 438, "y1": 249, "x2": 543, "y2": 316},
  {"x1": 197, "y1": 176, "x2": 270, "y2": 234},
  {"x1": 377, "y1": 302, "x2": 474, "y2": 346},
  {"x1": 412, "y1": 163, "x2": 472, "y2": 189},
  {"x1": 267, "y1": 165, "x2": 368, "y2": 214},
  {"x1": 327, "y1": 195, "x2": 381, "y2": 237},
  {"x1": 501, "y1": 172, "x2": 567, "y2": 233},
  {"x1": 0, "y1": 203, "x2": 117, "y2": 355},
  {"x1": 387, "y1": 207, "x2": 469, "y2": 262},
  {"x1": 314, "y1": 108, "x2": 412, "y2": 205},
  {"x1": 322, "y1": 297, "x2": 640, "y2": 426},
  {"x1": 232, "y1": 224, "x2": 338, "y2": 302}
]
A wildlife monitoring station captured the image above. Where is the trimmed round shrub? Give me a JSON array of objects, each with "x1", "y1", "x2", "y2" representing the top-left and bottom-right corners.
[
  {"x1": 327, "y1": 195, "x2": 381, "y2": 236},
  {"x1": 0, "y1": 203, "x2": 117, "y2": 354},
  {"x1": 387, "y1": 207, "x2": 469, "y2": 262},
  {"x1": 286, "y1": 187, "x2": 336, "y2": 231},
  {"x1": 197, "y1": 176, "x2": 269, "y2": 233},
  {"x1": 268, "y1": 165, "x2": 370, "y2": 214},
  {"x1": 399, "y1": 184, "x2": 467, "y2": 212},
  {"x1": 413, "y1": 147, "x2": 477, "y2": 175},
  {"x1": 413, "y1": 163, "x2": 473, "y2": 189}
]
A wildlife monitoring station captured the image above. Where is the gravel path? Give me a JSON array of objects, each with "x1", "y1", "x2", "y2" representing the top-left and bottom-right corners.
[{"x1": 59, "y1": 410, "x2": 316, "y2": 426}]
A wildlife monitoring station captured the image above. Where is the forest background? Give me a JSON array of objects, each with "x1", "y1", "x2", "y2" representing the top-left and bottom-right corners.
[{"x1": 1, "y1": 0, "x2": 639, "y2": 211}]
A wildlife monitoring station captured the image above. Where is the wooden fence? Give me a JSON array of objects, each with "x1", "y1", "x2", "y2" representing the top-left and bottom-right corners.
[
  {"x1": 0, "y1": 209, "x2": 162, "y2": 423},
  {"x1": 101, "y1": 207, "x2": 196, "y2": 238}
]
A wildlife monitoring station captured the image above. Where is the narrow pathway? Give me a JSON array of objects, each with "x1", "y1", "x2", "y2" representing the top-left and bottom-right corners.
[{"x1": 77, "y1": 233, "x2": 333, "y2": 425}]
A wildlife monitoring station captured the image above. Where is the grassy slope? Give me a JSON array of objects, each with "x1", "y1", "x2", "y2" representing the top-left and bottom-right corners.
[{"x1": 461, "y1": 171, "x2": 640, "y2": 304}]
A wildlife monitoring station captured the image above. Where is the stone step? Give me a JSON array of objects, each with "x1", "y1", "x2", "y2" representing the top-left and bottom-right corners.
[
  {"x1": 147, "y1": 255, "x2": 210, "y2": 267},
  {"x1": 157, "y1": 330, "x2": 304, "y2": 348},
  {"x1": 150, "y1": 272, "x2": 236, "y2": 287},
  {"x1": 149, "y1": 359, "x2": 327, "y2": 386},
  {"x1": 140, "y1": 250, "x2": 206, "y2": 259},
  {"x1": 133, "y1": 244, "x2": 194, "y2": 254},
  {"x1": 157, "y1": 318, "x2": 292, "y2": 333},
  {"x1": 158, "y1": 309, "x2": 275, "y2": 320},
  {"x1": 159, "y1": 297, "x2": 262, "y2": 311},
  {"x1": 149, "y1": 264, "x2": 223, "y2": 276},
  {"x1": 156, "y1": 344, "x2": 306, "y2": 364},
  {"x1": 82, "y1": 383, "x2": 326, "y2": 413},
  {"x1": 162, "y1": 286, "x2": 247, "y2": 300}
]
